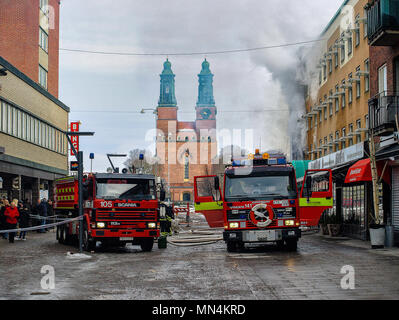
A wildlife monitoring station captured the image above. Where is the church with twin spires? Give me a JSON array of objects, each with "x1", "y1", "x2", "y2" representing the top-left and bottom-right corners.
[{"x1": 155, "y1": 59, "x2": 218, "y2": 202}]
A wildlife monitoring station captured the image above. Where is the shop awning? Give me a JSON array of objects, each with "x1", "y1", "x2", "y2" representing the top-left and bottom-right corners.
[
  {"x1": 345, "y1": 159, "x2": 372, "y2": 183},
  {"x1": 345, "y1": 158, "x2": 391, "y2": 184}
]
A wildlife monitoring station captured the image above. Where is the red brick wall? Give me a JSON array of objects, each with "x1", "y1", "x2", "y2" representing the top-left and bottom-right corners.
[
  {"x1": 47, "y1": 0, "x2": 60, "y2": 97},
  {"x1": 369, "y1": 44, "x2": 399, "y2": 96},
  {"x1": 0, "y1": 0, "x2": 60, "y2": 97}
]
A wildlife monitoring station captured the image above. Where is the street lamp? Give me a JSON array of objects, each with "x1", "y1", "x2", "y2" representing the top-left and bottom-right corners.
[{"x1": 65, "y1": 131, "x2": 95, "y2": 253}]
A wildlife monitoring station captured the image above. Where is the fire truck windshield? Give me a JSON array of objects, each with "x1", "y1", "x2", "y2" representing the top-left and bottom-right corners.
[
  {"x1": 224, "y1": 172, "x2": 297, "y2": 201},
  {"x1": 96, "y1": 178, "x2": 156, "y2": 200}
]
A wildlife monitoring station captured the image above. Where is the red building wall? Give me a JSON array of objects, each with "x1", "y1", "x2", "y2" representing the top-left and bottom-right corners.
[{"x1": 0, "y1": 0, "x2": 60, "y2": 97}]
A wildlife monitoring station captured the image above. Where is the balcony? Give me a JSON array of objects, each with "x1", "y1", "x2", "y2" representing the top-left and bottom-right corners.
[
  {"x1": 366, "y1": 0, "x2": 399, "y2": 46},
  {"x1": 368, "y1": 93, "x2": 399, "y2": 135}
]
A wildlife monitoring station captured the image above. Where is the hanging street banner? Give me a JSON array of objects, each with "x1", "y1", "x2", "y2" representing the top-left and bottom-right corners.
[{"x1": 70, "y1": 121, "x2": 80, "y2": 156}]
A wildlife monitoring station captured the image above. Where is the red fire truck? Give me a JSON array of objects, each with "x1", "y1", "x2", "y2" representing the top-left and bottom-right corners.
[
  {"x1": 54, "y1": 173, "x2": 165, "y2": 252},
  {"x1": 194, "y1": 150, "x2": 333, "y2": 252}
]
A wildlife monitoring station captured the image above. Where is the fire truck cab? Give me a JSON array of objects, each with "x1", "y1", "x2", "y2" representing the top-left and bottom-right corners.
[
  {"x1": 55, "y1": 173, "x2": 165, "y2": 252},
  {"x1": 194, "y1": 150, "x2": 333, "y2": 252}
]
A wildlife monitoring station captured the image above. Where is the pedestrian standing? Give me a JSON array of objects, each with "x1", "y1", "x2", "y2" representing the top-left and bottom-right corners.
[
  {"x1": 38, "y1": 199, "x2": 48, "y2": 233},
  {"x1": 18, "y1": 201, "x2": 30, "y2": 241},
  {"x1": 1, "y1": 199, "x2": 10, "y2": 240},
  {"x1": 4, "y1": 200, "x2": 19, "y2": 243}
]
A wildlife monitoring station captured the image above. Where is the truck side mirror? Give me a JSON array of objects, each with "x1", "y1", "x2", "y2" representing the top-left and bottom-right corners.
[
  {"x1": 214, "y1": 176, "x2": 220, "y2": 191},
  {"x1": 306, "y1": 175, "x2": 312, "y2": 199},
  {"x1": 160, "y1": 190, "x2": 166, "y2": 201}
]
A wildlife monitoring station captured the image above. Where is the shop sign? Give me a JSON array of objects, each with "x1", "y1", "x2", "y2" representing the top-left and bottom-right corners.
[{"x1": 309, "y1": 143, "x2": 364, "y2": 170}]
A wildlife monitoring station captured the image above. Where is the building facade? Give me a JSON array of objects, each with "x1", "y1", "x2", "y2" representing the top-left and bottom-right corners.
[
  {"x1": 366, "y1": 0, "x2": 399, "y2": 244},
  {"x1": 0, "y1": 0, "x2": 68, "y2": 204},
  {"x1": 304, "y1": 0, "x2": 375, "y2": 240},
  {"x1": 156, "y1": 59, "x2": 218, "y2": 202}
]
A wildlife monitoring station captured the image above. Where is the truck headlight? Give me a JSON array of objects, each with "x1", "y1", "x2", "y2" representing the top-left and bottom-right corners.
[
  {"x1": 96, "y1": 222, "x2": 106, "y2": 228},
  {"x1": 285, "y1": 220, "x2": 295, "y2": 226},
  {"x1": 147, "y1": 222, "x2": 156, "y2": 229},
  {"x1": 229, "y1": 222, "x2": 239, "y2": 229}
]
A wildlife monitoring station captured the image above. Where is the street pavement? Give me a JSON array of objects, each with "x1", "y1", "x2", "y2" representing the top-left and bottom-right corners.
[{"x1": 1, "y1": 225, "x2": 399, "y2": 300}]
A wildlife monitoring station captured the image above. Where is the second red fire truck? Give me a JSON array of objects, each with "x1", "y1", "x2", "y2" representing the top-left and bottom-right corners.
[
  {"x1": 194, "y1": 150, "x2": 333, "y2": 252},
  {"x1": 54, "y1": 173, "x2": 165, "y2": 252}
]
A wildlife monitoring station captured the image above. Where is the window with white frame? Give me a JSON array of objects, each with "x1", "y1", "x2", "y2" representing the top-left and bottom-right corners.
[
  {"x1": 356, "y1": 66, "x2": 361, "y2": 98},
  {"x1": 39, "y1": 65, "x2": 48, "y2": 89},
  {"x1": 0, "y1": 99, "x2": 66, "y2": 154},
  {"x1": 39, "y1": 28, "x2": 48, "y2": 53},
  {"x1": 365, "y1": 59, "x2": 370, "y2": 92},
  {"x1": 348, "y1": 73, "x2": 353, "y2": 104}
]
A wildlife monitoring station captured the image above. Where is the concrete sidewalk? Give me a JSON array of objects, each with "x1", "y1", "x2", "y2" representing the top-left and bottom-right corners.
[{"x1": 315, "y1": 233, "x2": 399, "y2": 258}]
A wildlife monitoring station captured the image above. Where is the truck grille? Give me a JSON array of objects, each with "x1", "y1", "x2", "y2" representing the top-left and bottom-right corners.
[{"x1": 97, "y1": 209, "x2": 157, "y2": 228}]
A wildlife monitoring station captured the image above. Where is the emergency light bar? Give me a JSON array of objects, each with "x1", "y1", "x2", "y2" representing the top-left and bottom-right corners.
[{"x1": 231, "y1": 151, "x2": 287, "y2": 167}]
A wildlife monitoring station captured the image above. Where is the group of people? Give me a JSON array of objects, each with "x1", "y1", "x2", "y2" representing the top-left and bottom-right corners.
[{"x1": 0, "y1": 198, "x2": 53, "y2": 243}]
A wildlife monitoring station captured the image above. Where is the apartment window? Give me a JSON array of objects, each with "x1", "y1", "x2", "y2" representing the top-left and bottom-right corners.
[
  {"x1": 39, "y1": 28, "x2": 48, "y2": 53},
  {"x1": 342, "y1": 127, "x2": 346, "y2": 149},
  {"x1": 329, "y1": 134, "x2": 334, "y2": 154},
  {"x1": 365, "y1": 59, "x2": 370, "y2": 92},
  {"x1": 378, "y1": 64, "x2": 387, "y2": 95},
  {"x1": 355, "y1": 16, "x2": 360, "y2": 46},
  {"x1": 364, "y1": 9, "x2": 368, "y2": 38},
  {"x1": 319, "y1": 139, "x2": 323, "y2": 158},
  {"x1": 40, "y1": 0, "x2": 49, "y2": 11},
  {"x1": 329, "y1": 90, "x2": 333, "y2": 116},
  {"x1": 335, "y1": 86, "x2": 339, "y2": 112},
  {"x1": 348, "y1": 73, "x2": 353, "y2": 104},
  {"x1": 319, "y1": 99, "x2": 323, "y2": 124},
  {"x1": 365, "y1": 115, "x2": 369, "y2": 140},
  {"x1": 341, "y1": 80, "x2": 346, "y2": 109},
  {"x1": 335, "y1": 131, "x2": 340, "y2": 151},
  {"x1": 334, "y1": 47, "x2": 339, "y2": 68},
  {"x1": 356, "y1": 119, "x2": 362, "y2": 143},
  {"x1": 323, "y1": 63, "x2": 327, "y2": 81},
  {"x1": 39, "y1": 65, "x2": 48, "y2": 89},
  {"x1": 356, "y1": 66, "x2": 361, "y2": 98},
  {"x1": 347, "y1": 33, "x2": 353, "y2": 56},
  {"x1": 349, "y1": 123, "x2": 354, "y2": 146},
  {"x1": 340, "y1": 35, "x2": 345, "y2": 63},
  {"x1": 324, "y1": 95, "x2": 327, "y2": 120},
  {"x1": 328, "y1": 49, "x2": 333, "y2": 74}
]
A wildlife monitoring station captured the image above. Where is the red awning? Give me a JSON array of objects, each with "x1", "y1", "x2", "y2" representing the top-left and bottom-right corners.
[
  {"x1": 345, "y1": 159, "x2": 372, "y2": 184},
  {"x1": 345, "y1": 158, "x2": 391, "y2": 184}
]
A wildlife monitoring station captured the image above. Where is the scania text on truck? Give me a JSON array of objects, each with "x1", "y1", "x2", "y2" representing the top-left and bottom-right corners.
[{"x1": 194, "y1": 150, "x2": 333, "y2": 252}]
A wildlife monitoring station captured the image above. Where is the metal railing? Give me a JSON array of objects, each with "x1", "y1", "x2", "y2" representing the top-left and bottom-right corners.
[
  {"x1": 367, "y1": 0, "x2": 399, "y2": 42},
  {"x1": 368, "y1": 92, "x2": 399, "y2": 130}
]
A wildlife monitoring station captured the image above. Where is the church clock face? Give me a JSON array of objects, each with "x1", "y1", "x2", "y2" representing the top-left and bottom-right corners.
[{"x1": 201, "y1": 108, "x2": 212, "y2": 119}]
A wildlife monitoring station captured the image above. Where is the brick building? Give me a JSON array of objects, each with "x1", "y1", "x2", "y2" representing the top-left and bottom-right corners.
[
  {"x1": 155, "y1": 59, "x2": 218, "y2": 202},
  {"x1": 366, "y1": 0, "x2": 399, "y2": 243},
  {"x1": 0, "y1": 0, "x2": 69, "y2": 203},
  {"x1": 0, "y1": 0, "x2": 60, "y2": 97}
]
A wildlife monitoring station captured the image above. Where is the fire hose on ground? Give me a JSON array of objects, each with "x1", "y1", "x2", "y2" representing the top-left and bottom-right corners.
[{"x1": 166, "y1": 228, "x2": 224, "y2": 247}]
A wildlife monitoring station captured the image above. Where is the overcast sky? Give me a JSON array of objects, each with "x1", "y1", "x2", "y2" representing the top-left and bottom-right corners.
[{"x1": 59, "y1": 0, "x2": 341, "y2": 172}]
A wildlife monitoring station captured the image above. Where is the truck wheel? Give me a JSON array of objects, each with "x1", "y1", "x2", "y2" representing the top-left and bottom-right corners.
[
  {"x1": 82, "y1": 224, "x2": 95, "y2": 252},
  {"x1": 226, "y1": 241, "x2": 237, "y2": 252},
  {"x1": 140, "y1": 238, "x2": 154, "y2": 252},
  {"x1": 286, "y1": 239, "x2": 298, "y2": 252}
]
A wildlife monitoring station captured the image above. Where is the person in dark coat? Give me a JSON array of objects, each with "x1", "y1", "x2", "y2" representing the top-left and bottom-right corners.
[
  {"x1": 4, "y1": 200, "x2": 19, "y2": 243},
  {"x1": 18, "y1": 201, "x2": 30, "y2": 240},
  {"x1": 38, "y1": 199, "x2": 48, "y2": 233}
]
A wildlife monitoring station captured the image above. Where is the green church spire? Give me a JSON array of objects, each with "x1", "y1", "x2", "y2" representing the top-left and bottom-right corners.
[
  {"x1": 158, "y1": 59, "x2": 177, "y2": 107},
  {"x1": 197, "y1": 59, "x2": 215, "y2": 107}
]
